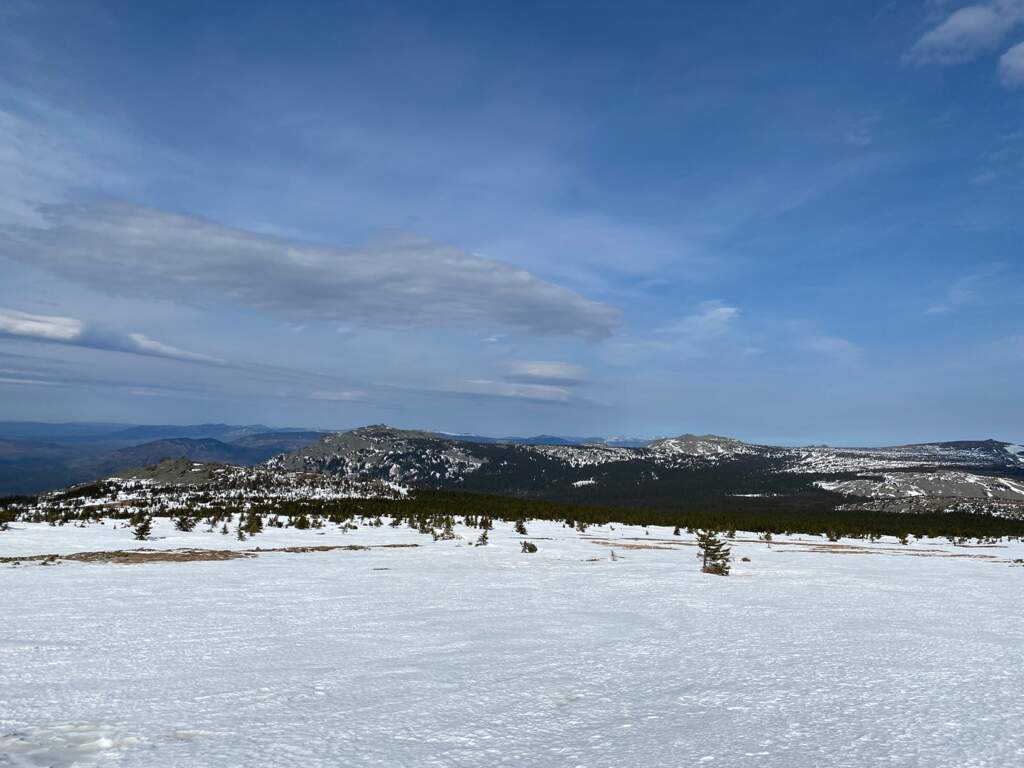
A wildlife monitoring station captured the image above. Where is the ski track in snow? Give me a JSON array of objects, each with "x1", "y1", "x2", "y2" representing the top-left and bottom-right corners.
[{"x1": 2, "y1": 519, "x2": 1024, "y2": 767}]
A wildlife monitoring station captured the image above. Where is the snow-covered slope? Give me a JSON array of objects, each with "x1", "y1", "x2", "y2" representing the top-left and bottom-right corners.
[
  {"x1": 11, "y1": 458, "x2": 403, "y2": 518},
  {"x1": 649, "y1": 433, "x2": 758, "y2": 459},
  {"x1": 818, "y1": 471, "x2": 1024, "y2": 501},
  {"x1": 3, "y1": 519, "x2": 1024, "y2": 768},
  {"x1": 816, "y1": 471, "x2": 1024, "y2": 518},
  {"x1": 528, "y1": 443, "x2": 638, "y2": 467},
  {"x1": 785, "y1": 440, "x2": 1024, "y2": 474},
  {"x1": 267, "y1": 425, "x2": 485, "y2": 485}
]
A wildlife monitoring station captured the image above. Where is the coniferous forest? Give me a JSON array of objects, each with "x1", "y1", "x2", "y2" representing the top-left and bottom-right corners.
[{"x1": 6, "y1": 487, "x2": 1024, "y2": 541}]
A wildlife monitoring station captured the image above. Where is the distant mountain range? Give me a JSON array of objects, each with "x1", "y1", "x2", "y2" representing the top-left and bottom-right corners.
[
  {"x1": 0, "y1": 422, "x2": 327, "y2": 495},
  {"x1": 3, "y1": 422, "x2": 1023, "y2": 519},
  {"x1": 0, "y1": 421, "x2": 656, "y2": 495},
  {"x1": 265, "y1": 426, "x2": 1024, "y2": 517}
]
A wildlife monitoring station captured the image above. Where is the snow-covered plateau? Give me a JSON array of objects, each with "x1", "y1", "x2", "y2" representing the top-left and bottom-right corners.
[{"x1": 3, "y1": 518, "x2": 1023, "y2": 767}]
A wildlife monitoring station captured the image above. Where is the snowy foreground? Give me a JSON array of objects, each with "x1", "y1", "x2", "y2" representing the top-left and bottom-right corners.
[{"x1": 2, "y1": 519, "x2": 1024, "y2": 767}]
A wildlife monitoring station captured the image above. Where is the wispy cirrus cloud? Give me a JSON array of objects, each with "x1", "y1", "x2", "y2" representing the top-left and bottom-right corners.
[
  {"x1": 599, "y1": 300, "x2": 742, "y2": 369},
  {"x1": 655, "y1": 300, "x2": 741, "y2": 342},
  {"x1": 844, "y1": 112, "x2": 882, "y2": 147},
  {"x1": 925, "y1": 264, "x2": 1006, "y2": 314},
  {"x1": 308, "y1": 390, "x2": 369, "y2": 402},
  {"x1": 459, "y1": 379, "x2": 573, "y2": 403},
  {"x1": 804, "y1": 334, "x2": 863, "y2": 366},
  {"x1": 0, "y1": 105, "x2": 127, "y2": 228},
  {"x1": 2, "y1": 202, "x2": 621, "y2": 341}
]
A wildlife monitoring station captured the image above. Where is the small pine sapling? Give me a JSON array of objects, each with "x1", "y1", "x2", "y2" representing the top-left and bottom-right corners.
[
  {"x1": 696, "y1": 529, "x2": 731, "y2": 576},
  {"x1": 132, "y1": 515, "x2": 153, "y2": 541},
  {"x1": 173, "y1": 513, "x2": 196, "y2": 532},
  {"x1": 243, "y1": 513, "x2": 263, "y2": 536}
]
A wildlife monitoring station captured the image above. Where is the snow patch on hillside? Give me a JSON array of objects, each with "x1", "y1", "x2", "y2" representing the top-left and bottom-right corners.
[
  {"x1": 816, "y1": 472, "x2": 1024, "y2": 503},
  {"x1": 529, "y1": 444, "x2": 634, "y2": 467}
]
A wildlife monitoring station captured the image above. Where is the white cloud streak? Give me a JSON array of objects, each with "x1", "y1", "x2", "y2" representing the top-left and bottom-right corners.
[
  {"x1": 656, "y1": 300, "x2": 740, "y2": 342},
  {"x1": 460, "y1": 379, "x2": 572, "y2": 402},
  {"x1": 308, "y1": 390, "x2": 368, "y2": 402},
  {"x1": 0, "y1": 307, "x2": 221, "y2": 364},
  {"x1": 503, "y1": 360, "x2": 586, "y2": 385},
  {"x1": 0, "y1": 307, "x2": 82, "y2": 341}
]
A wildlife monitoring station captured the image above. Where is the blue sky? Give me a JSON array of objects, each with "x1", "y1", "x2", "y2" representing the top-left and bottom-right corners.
[{"x1": 1, "y1": 0, "x2": 1022, "y2": 444}]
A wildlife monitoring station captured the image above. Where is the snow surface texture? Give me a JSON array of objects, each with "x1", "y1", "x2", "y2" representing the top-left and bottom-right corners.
[{"x1": 3, "y1": 519, "x2": 1024, "y2": 767}]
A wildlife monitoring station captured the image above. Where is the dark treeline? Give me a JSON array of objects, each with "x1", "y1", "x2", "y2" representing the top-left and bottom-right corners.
[
  {"x1": 6, "y1": 488, "x2": 1023, "y2": 540},
  {"x1": 368, "y1": 490, "x2": 1024, "y2": 540}
]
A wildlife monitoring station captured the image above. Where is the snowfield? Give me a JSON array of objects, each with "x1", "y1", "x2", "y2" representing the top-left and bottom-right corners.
[{"x1": 3, "y1": 519, "x2": 1024, "y2": 767}]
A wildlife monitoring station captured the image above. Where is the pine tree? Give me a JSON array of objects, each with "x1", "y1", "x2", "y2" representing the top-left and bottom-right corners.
[
  {"x1": 475, "y1": 529, "x2": 489, "y2": 546},
  {"x1": 243, "y1": 513, "x2": 263, "y2": 536},
  {"x1": 696, "y1": 529, "x2": 731, "y2": 576},
  {"x1": 521, "y1": 541, "x2": 537, "y2": 553},
  {"x1": 132, "y1": 515, "x2": 153, "y2": 541},
  {"x1": 514, "y1": 518, "x2": 528, "y2": 535},
  {"x1": 173, "y1": 513, "x2": 196, "y2": 532}
]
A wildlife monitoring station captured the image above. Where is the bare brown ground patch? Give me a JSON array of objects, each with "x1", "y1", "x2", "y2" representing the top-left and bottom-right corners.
[
  {"x1": 794, "y1": 545, "x2": 1004, "y2": 561},
  {"x1": 1, "y1": 549, "x2": 253, "y2": 565},
  {"x1": 1, "y1": 542, "x2": 420, "y2": 566},
  {"x1": 587, "y1": 539, "x2": 680, "y2": 551}
]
